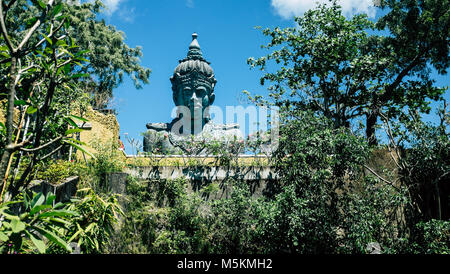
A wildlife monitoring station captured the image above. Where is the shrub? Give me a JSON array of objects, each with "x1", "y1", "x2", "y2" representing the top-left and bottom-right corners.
[
  {"x1": 409, "y1": 220, "x2": 450, "y2": 254},
  {"x1": 37, "y1": 160, "x2": 84, "y2": 185}
]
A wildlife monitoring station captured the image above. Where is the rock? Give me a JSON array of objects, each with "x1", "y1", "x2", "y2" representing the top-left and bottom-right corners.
[
  {"x1": 366, "y1": 242, "x2": 382, "y2": 254},
  {"x1": 29, "y1": 176, "x2": 79, "y2": 203}
]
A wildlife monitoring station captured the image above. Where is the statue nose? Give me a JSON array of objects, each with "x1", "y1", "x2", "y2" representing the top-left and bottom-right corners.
[{"x1": 190, "y1": 92, "x2": 198, "y2": 101}]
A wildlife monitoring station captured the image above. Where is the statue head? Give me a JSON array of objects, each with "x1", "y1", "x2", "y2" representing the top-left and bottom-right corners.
[{"x1": 171, "y1": 33, "x2": 217, "y2": 132}]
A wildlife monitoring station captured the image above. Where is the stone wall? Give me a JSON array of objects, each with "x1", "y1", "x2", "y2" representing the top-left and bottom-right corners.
[
  {"x1": 123, "y1": 155, "x2": 277, "y2": 199},
  {"x1": 74, "y1": 106, "x2": 122, "y2": 160},
  {"x1": 0, "y1": 99, "x2": 20, "y2": 127},
  {"x1": 1, "y1": 101, "x2": 121, "y2": 161}
]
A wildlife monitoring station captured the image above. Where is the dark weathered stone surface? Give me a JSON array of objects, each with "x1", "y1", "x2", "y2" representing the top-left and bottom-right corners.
[
  {"x1": 105, "y1": 172, "x2": 128, "y2": 209},
  {"x1": 105, "y1": 172, "x2": 128, "y2": 195},
  {"x1": 125, "y1": 165, "x2": 278, "y2": 200},
  {"x1": 29, "y1": 176, "x2": 79, "y2": 202}
]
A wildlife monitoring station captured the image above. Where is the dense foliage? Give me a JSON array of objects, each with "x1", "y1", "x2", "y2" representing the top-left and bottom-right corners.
[
  {"x1": 248, "y1": 0, "x2": 448, "y2": 145},
  {"x1": 109, "y1": 108, "x2": 448, "y2": 254},
  {"x1": 1, "y1": 0, "x2": 449, "y2": 254}
]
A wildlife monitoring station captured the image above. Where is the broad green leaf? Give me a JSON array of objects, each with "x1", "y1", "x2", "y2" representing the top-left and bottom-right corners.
[
  {"x1": 42, "y1": 33, "x2": 52, "y2": 46},
  {"x1": 64, "y1": 117, "x2": 78, "y2": 128},
  {"x1": 53, "y1": 202, "x2": 66, "y2": 209},
  {"x1": 33, "y1": 226, "x2": 71, "y2": 252},
  {"x1": 46, "y1": 194, "x2": 57, "y2": 206},
  {"x1": 26, "y1": 106, "x2": 38, "y2": 115},
  {"x1": 55, "y1": 40, "x2": 66, "y2": 47},
  {"x1": 63, "y1": 139, "x2": 95, "y2": 159},
  {"x1": 64, "y1": 137, "x2": 86, "y2": 145},
  {"x1": 70, "y1": 73, "x2": 89, "y2": 79},
  {"x1": 0, "y1": 51, "x2": 10, "y2": 58},
  {"x1": 10, "y1": 218, "x2": 26, "y2": 233},
  {"x1": 48, "y1": 217, "x2": 72, "y2": 227},
  {"x1": 38, "y1": 210, "x2": 77, "y2": 219},
  {"x1": 26, "y1": 17, "x2": 38, "y2": 28},
  {"x1": 68, "y1": 229, "x2": 82, "y2": 243},
  {"x1": 0, "y1": 231, "x2": 9, "y2": 242},
  {"x1": 75, "y1": 57, "x2": 89, "y2": 63},
  {"x1": 68, "y1": 114, "x2": 89, "y2": 123},
  {"x1": 24, "y1": 230, "x2": 46, "y2": 254},
  {"x1": 36, "y1": 0, "x2": 46, "y2": 9},
  {"x1": 65, "y1": 128, "x2": 84, "y2": 135},
  {"x1": 29, "y1": 204, "x2": 52, "y2": 216},
  {"x1": 64, "y1": 63, "x2": 71, "y2": 75},
  {"x1": 85, "y1": 223, "x2": 96, "y2": 233},
  {"x1": 75, "y1": 50, "x2": 90, "y2": 57},
  {"x1": 23, "y1": 193, "x2": 30, "y2": 210},
  {"x1": 52, "y1": 3, "x2": 63, "y2": 17},
  {"x1": 31, "y1": 193, "x2": 45, "y2": 208},
  {"x1": 14, "y1": 100, "x2": 28, "y2": 106}
]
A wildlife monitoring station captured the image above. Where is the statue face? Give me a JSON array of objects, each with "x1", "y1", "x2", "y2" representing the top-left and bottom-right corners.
[
  {"x1": 171, "y1": 71, "x2": 216, "y2": 134},
  {"x1": 175, "y1": 78, "x2": 215, "y2": 120},
  {"x1": 183, "y1": 85, "x2": 209, "y2": 113}
]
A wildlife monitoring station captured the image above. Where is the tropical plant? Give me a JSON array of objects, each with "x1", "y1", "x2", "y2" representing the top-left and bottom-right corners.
[
  {"x1": 0, "y1": 0, "x2": 94, "y2": 202},
  {"x1": 0, "y1": 192, "x2": 77, "y2": 254},
  {"x1": 63, "y1": 188, "x2": 122, "y2": 254}
]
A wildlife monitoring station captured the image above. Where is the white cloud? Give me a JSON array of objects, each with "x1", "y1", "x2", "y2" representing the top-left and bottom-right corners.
[
  {"x1": 271, "y1": 0, "x2": 377, "y2": 19},
  {"x1": 119, "y1": 6, "x2": 136, "y2": 23},
  {"x1": 103, "y1": 0, "x2": 124, "y2": 15}
]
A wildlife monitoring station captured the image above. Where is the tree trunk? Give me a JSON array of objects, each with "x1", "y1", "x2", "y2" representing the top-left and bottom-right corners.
[
  {"x1": 0, "y1": 55, "x2": 17, "y2": 185},
  {"x1": 366, "y1": 108, "x2": 378, "y2": 146}
]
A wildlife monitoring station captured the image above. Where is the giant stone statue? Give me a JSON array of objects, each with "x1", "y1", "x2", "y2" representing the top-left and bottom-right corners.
[{"x1": 143, "y1": 33, "x2": 243, "y2": 154}]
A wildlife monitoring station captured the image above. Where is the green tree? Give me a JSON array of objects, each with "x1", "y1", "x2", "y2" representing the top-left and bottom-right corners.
[
  {"x1": 248, "y1": 0, "x2": 448, "y2": 145},
  {"x1": 381, "y1": 100, "x2": 450, "y2": 221},
  {"x1": 62, "y1": 0, "x2": 150, "y2": 109},
  {"x1": 0, "y1": 0, "x2": 92, "y2": 201},
  {"x1": 364, "y1": 0, "x2": 449, "y2": 145},
  {"x1": 248, "y1": 2, "x2": 379, "y2": 130},
  {"x1": 5, "y1": 0, "x2": 151, "y2": 109}
]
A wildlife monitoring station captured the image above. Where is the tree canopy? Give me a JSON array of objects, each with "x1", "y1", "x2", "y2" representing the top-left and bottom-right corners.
[
  {"x1": 1, "y1": 0, "x2": 151, "y2": 109},
  {"x1": 248, "y1": 0, "x2": 448, "y2": 145}
]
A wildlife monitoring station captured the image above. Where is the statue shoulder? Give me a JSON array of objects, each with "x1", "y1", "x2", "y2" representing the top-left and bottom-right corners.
[{"x1": 146, "y1": 123, "x2": 170, "y2": 131}]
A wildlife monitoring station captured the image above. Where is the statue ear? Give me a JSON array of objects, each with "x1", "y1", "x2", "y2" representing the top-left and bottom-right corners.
[{"x1": 209, "y1": 92, "x2": 215, "y2": 105}]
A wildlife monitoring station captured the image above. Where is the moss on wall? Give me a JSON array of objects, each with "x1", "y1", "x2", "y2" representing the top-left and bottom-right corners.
[
  {"x1": 73, "y1": 106, "x2": 122, "y2": 161},
  {"x1": 125, "y1": 155, "x2": 270, "y2": 167}
]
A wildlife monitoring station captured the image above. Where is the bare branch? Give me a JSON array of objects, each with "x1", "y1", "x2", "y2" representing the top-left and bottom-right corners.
[
  {"x1": 364, "y1": 164, "x2": 401, "y2": 191},
  {"x1": 39, "y1": 145, "x2": 64, "y2": 161},
  {"x1": 56, "y1": 58, "x2": 73, "y2": 69},
  {"x1": 20, "y1": 136, "x2": 63, "y2": 153},
  {"x1": 4, "y1": 136, "x2": 33, "y2": 153},
  {"x1": 27, "y1": 15, "x2": 66, "y2": 52}
]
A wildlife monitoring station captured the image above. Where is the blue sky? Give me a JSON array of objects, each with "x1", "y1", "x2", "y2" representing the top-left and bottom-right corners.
[{"x1": 96, "y1": 0, "x2": 449, "y2": 154}]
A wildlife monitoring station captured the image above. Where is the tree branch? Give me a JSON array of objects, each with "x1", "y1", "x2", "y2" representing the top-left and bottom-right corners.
[
  {"x1": 17, "y1": 0, "x2": 55, "y2": 50},
  {"x1": 381, "y1": 46, "x2": 429, "y2": 102},
  {"x1": 363, "y1": 164, "x2": 401, "y2": 191},
  {"x1": 20, "y1": 136, "x2": 63, "y2": 153},
  {"x1": 39, "y1": 145, "x2": 64, "y2": 161},
  {"x1": 0, "y1": 0, "x2": 15, "y2": 53},
  {"x1": 4, "y1": 136, "x2": 32, "y2": 153}
]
